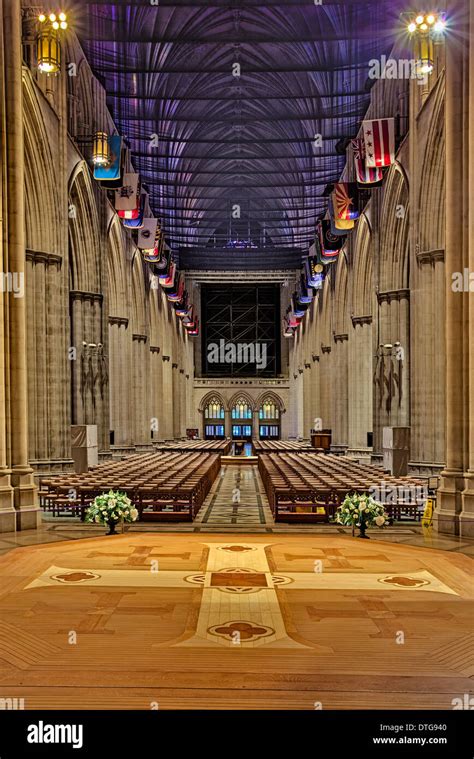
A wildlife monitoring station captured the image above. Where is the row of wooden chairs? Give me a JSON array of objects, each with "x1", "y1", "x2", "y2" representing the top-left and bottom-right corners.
[
  {"x1": 253, "y1": 440, "x2": 315, "y2": 453},
  {"x1": 258, "y1": 453, "x2": 427, "y2": 523},
  {"x1": 39, "y1": 451, "x2": 222, "y2": 522},
  {"x1": 154, "y1": 440, "x2": 232, "y2": 455}
]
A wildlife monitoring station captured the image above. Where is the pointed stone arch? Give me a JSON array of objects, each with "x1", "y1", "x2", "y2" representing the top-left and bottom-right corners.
[
  {"x1": 228, "y1": 391, "x2": 256, "y2": 414},
  {"x1": 199, "y1": 391, "x2": 227, "y2": 413},
  {"x1": 352, "y1": 213, "x2": 373, "y2": 318},
  {"x1": 23, "y1": 77, "x2": 59, "y2": 255},
  {"x1": 68, "y1": 161, "x2": 101, "y2": 293},
  {"x1": 379, "y1": 162, "x2": 410, "y2": 291},
  {"x1": 255, "y1": 391, "x2": 286, "y2": 414}
]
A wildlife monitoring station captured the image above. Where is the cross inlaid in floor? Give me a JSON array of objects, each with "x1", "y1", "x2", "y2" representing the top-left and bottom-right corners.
[{"x1": 24, "y1": 542, "x2": 458, "y2": 649}]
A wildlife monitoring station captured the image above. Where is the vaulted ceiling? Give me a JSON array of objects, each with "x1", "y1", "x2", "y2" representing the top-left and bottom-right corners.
[{"x1": 80, "y1": 0, "x2": 405, "y2": 256}]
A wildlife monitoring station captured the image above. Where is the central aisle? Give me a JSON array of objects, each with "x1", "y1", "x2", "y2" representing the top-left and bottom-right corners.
[{"x1": 194, "y1": 465, "x2": 274, "y2": 528}]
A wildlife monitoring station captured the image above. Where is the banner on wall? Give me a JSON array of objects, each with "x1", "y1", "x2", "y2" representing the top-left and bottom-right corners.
[
  {"x1": 123, "y1": 192, "x2": 146, "y2": 229},
  {"x1": 362, "y1": 117, "x2": 395, "y2": 168},
  {"x1": 94, "y1": 135, "x2": 123, "y2": 183},
  {"x1": 159, "y1": 260, "x2": 177, "y2": 288},
  {"x1": 318, "y1": 220, "x2": 345, "y2": 255},
  {"x1": 115, "y1": 173, "x2": 140, "y2": 215},
  {"x1": 332, "y1": 182, "x2": 360, "y2": 221},
  {"x1": 351, "y1": 138, "x2": 384, "y2": 186},
  {"x1": 328, "y1": 196, "x2": 350, "y2": 236},
  {"x1": 138, "y1": 218, "x2": 159, "y2": 249}
]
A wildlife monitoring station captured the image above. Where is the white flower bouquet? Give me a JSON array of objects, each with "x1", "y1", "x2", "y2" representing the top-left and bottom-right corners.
[
  {"x1": 86, "y1": 491, "x2": 139, "y2": 534},
  {"x1": 335, "y1": 492, "x2": 388, "y2": 538}
]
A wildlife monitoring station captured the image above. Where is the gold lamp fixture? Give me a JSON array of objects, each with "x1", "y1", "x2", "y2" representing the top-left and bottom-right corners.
[
  {"x1": 404, "y1": 10, "x2": 447, "y2": 78},
  {"x1": 36, "y1": 10, "x2": 68, "y2": 74},
  {"x1": 92, "y1": 132, "x2": 111, "y2": 166}
]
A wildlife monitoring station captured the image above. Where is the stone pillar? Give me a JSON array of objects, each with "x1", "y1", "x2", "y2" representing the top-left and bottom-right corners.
[
  {"x1": 150, "y1": 345, "x2": 162, "y2": 443},
  {"x1": 320, "y1": 345, "x2": 332, "y2": 432},
  {"x1": 460, "y1": 1, "x2": 474, "y2": 537},
  {"x1": 132, "y1": 334, "x2": 150, "y2": 446},
  {"x1": 348, "y1": 317, "x2": 373, "y2": 454},
  {"x1": 0, "y1": 0, "x2": 15, "y2": 532},
  {"x1": 4, "y1": 0, "x2": 38, "y2": 528},
  {"x1": 161, "y1": 355, "x2": 173, "y2": 439},
  {"x1": 333, "y1": 334, "x2": 349, "y2": 451},
  {"x1": 109, "y1": 317, "x2": 133, "y2": 449},
  {"x1": 435, "y1": 1, "x2": 469, "y2": 534}
]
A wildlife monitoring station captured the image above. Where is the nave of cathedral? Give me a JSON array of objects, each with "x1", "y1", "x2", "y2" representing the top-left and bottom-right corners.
[{"x1": 0, "y1": 0, "x2": 472, "y2": 717}]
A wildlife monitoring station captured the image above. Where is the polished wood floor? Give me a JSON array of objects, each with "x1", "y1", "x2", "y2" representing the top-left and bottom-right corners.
[{"x1": 0, "y1": 533, "x2": 472, "y2": 709}]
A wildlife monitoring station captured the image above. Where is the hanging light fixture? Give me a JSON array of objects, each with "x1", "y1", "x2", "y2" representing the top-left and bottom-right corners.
[
  {"x1": 403, "y1": 10, "x2": 447, "y2": 78},
  {"x1": 36, "y1": 10, "x2": 67, "y2": 74},
  {"x1": 37, "y1": 28, "x2": 61, "y2": 73},
  {"x1": 92, "y1": 132, "x2": 111, "y2": 166}
]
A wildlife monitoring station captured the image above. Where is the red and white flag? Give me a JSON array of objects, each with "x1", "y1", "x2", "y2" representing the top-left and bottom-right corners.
[
  {"x1": 362, "y1": 118, "x2": 395, "y2": 168},
  {"x1": 351, "y1": 138, "x2": 383, "y2": 184}
]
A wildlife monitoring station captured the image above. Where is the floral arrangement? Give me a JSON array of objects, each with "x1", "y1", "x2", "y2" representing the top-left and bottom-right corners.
[
  {"x1": 86, "y1": 491, "x2": 138, "y2": 528},
  {"x1": 335, "y1": 492, "x2": 388, "y2": 536}
]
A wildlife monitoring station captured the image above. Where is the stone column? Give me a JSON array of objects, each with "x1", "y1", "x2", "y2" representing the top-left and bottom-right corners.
[
  {"x1": 150, "y1": 345, "x2": 162, "y2": 443},
  {"x1": 320, "y1": 345, "x2": 332, "y2": 432},
  {"x1": 0, "y1": 0, "x2": 15, "y2": 532},
  {"x1": 333, "y1": 334, "x2": 349, "y2": 452},
  {"x1": 460, "y1": 1, "x2": 474, "y2": 537},
  {"x1": 161, "y1": 355, "x2": 173, "y2": 439},
  {"x1": 348, "y1": 317, "x2": 373, "y2": 455},
  {"x1": 4, "y1": 0, "x2": 38, "y2": 528},
  {"x1": 435, "y1": 1, "x2": 468, "y2": 534},
  {"x1": 109, "y1": 317, "x2": 133, "y2": 449}
]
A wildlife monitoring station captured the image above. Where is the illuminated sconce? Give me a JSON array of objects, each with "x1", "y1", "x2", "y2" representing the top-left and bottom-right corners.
[
  {"x1": 403, "y1": 11, "x2": 447, "y2": 78},
  {"x1": 92, "y1": 132, "x2": 111, "y2": 166},
  {"x1": 36, "y1": 10, "x2": 67, "y2": 74}
]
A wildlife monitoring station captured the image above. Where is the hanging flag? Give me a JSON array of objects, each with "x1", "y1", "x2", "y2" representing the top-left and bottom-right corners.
[
  {"x1": 283, "y1": 316, "x2": 295, "y2": 338},
  {"x1": 287, "y1": 310, "x2": 302, "y2": 328},
  {"x1": 328, "y1": 196, "x2": 351, "y2": 236},
  {"x1": 167, "y1": 274, "x2": 185, "y2": 302},
  {"x1": 305, "y1": 257, "x2": 325, "y2": 289},
  {"x1": 187, "y1": 318, "x2": 200, "y2": 337},
  {"x1": 155, "y1": 242, "x2": 171, "y2": 272},
  {"x1": 351, "y1": 138, "x2": 383, "y2": 186},
  {"x1": 318, "y1": 221, "x2": 345, "y2": 255},
  {"x1": 123, "y1": 192, "x2": 146, "y2": 229},
  {"x1": 94, "y1": 135, "x2": 122, "y2": 182},
  {"x1": 183, "y1": 306, "x2": 196, "y2": 329},
  {"x1": 362, "y1": 118, "x2": 395, "y2": 168},
  {"x1": 175, "y1": 291, "x2": 189, "y2": 316},
  {"x1": 332, "y1": 183, "x2": 360, "y2": 221},
  {"x1": 297, "y1": 273, "x2": 313, "y2": 305},
  {"x1": 115, "y1": 174, "x2": 140, "y2": 215},
  {"x1": 138, "y1": 218, "x2": 158, "y2": 249},
  {"x1": 159, "y1": 261, "x2": 177, "y2": 288}
]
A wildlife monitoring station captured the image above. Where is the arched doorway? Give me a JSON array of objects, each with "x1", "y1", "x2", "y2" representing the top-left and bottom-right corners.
[
  {"x1": 258, "y1": 396, "x2": 281, "y2": 440},
  {"x1": 203, "y1": 395, "x2": 226, "y2": 439}
]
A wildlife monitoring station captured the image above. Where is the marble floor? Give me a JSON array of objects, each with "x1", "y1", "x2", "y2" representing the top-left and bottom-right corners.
[{"x1": 0, "y1": 465, "x2": 473, "y2": 557}]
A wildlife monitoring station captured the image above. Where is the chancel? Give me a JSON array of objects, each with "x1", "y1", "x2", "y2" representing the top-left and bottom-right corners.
[{"x1": 0, "y1": 0, "x2": 472, "y2": 718}]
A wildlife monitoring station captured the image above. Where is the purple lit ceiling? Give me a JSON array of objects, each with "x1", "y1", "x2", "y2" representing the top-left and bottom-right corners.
[{"x1": 80, "y1": 0, "x2": 405, "y2": 256}]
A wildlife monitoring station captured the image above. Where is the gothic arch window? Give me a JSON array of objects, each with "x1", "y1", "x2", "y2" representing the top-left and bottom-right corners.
[
  {"x1": 231, "y1": 398, "x2": 252, "y2": 420},
  {"x1": 204, "y1": 396, "x2": 225, "y2": 420},
  {"x1": 258, "y1": 396, "x2": 281, "y2": 440},
  {"x1": 204, "y1": 395, "x2": 225, "y2": 439},
  {"x1": 258, "y1": 398, "x2": 280, "y2": 420}
]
